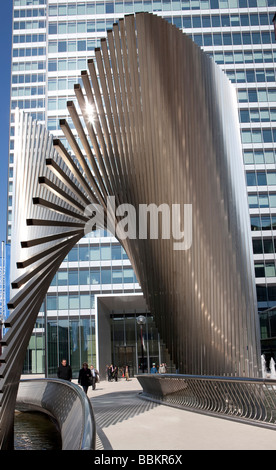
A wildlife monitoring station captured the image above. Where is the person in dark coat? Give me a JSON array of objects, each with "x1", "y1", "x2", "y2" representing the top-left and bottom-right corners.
[
  {"x1": 108, "y1": 364, "x2": 114, "y2": 381},
  {"x1": 57, "y1": 359, "x2": 72, "y2": 381},
  {"x1": 78, "y1": 362, "x2": 92, "y2": 394}
]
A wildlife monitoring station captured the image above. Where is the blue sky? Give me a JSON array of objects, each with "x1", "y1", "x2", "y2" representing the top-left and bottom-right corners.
[{"x1": 0, "y1": 1, "x2": 12, "y2": 244}]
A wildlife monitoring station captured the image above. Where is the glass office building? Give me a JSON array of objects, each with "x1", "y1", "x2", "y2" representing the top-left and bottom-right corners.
[{"x1": 8, "y1": 0, "x2": 276, "y2": 375}]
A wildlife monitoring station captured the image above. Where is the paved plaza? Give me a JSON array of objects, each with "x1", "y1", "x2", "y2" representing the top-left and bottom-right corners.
[{"x1": 80, "y1": 377, "x2": 276, "y2": 451}]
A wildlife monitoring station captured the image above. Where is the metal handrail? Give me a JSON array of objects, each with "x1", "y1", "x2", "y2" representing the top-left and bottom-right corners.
[
  {"x1": 137, "y1": 374, "x2": 276, "y2": 429},
  {"x1": 16, "y1": 378, "x2": 96, "y2": 450}
]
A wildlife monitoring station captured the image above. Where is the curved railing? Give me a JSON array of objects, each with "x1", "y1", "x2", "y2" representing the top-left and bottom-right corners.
[
  {"x1": 16, "y1": 378, "x2": 96, "y2": 450},
  {"x1": 137, "y1": 374, "x2": 276, "y2": 428}
]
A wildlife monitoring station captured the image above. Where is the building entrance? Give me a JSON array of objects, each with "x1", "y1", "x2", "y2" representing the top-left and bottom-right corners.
[
  {"x1": 110, "y1": 313, "x2": 175, "y2": 376},
  {"x1": 96, "y1": 294, "x2": 176, "y2": 378},
  {"x1": 114, "y1": 345, "x2": 135, "y2": 377}
]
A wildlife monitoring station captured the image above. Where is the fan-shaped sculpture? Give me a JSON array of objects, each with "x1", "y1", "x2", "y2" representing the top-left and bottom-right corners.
[{"x1": 0, "y1": 13, "x2": 261, "y2": 449}]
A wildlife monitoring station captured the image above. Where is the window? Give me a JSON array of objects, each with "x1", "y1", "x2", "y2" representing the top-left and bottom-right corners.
[
  {"x1": 87, "y1": 21, "x2": 95, "y2": 32},
  {"x1": 264, "y1": 239, "x2": 275, "y2": 253},
  {"x1": 80, "y1": 294, "x2": 90, "y2": 309},
  {"x1": 202, "y1": 15, "x2": 211, "y2": 27},
  {"x1": 252, "y1": 32, "x2": 261, "y2": 44},
  {"x1": 265, "y1": 263, "x2": 276, "y2": 277},
  {"x1": 68, "y1": 246, "x2": 78, "y2": 261},
  {"x1": 90, "y1": 245, "x2": 100, "y2": 261},
  {"x1": 58, "y1": 78, "x2": 67, "y2": 90},
  {"x1": 221, "y1": 15, "x2": 230, "y2": 26},
  {"x1": 77, "y1": 22, "x2": 86, "y2": 33},
  {"x1": 257, "y1": 172, "x2": 267, "y2": 185},
  {"x1": 246, "y1": 172, "x2": 257, "y2": 186},
  {"x1": 192, "y1": 16, "x2": 201, "y2": 27},
  {"x1": 68, "y1": 4, "x2": 77, "y2": 15},
  {"x1": 260, "y1": 110, "x2": 270, "y2": 122},
  {"x1": 69, "y1": 294, "x2": 79, "y2": 310},
  {"x1": 112, "y1": 245, "x2": 122, "y2": 260},
  {"x1": 257, "y1": 286, "x2": 267, "y2": 303},
  {"x1": 112, "y1": 269, "x2": 123, "y2": 284},
  {"x1": 48, "y1": 59, "x2": 57, "y2": 71},
  {"x1": 77, "y1": 40, "x2": 86, "y2": 51},
  {"x1": 240, "y1": 110, "x2": 249, "y2": 122},
  {"x1": 203, "y1": 34, "x2": 212, "y2": 46},
  {"x1": 255, "y1": 263, "x2": 265, "y2": 277},
  {"x1": 248, "y1": 195, "x2": 258, "y2": 208},
  {"x1": 79, "y1": 245, "x2": 89, "y2": 261},
  {"x1": 87, "y1": 3, "x2": 95, "y2": 14},
  {"x1": 261, "y1": 217, "x2": 272, "y2": 230},
  {"x1": 270, "y1": 195, "x2": 276, "y2": 208},
  {"x1": 106, "y1": 2, "x2": 114, "y2": 13},
  {"x1": 57, "y1": 271, "x2": 68, "y2": 286},
  {"x1": 48, "y1": 41, "x2": 57, "y2": 53},
  {"x1": 101, "y1": 245, "x2": 111, "y2": 260},
  {"x1": 252, "y1": 239, "x2": 263, "y2": 254},
  {"x1": 58, "y1": 5, "x2": 67, "y2": 15},
  {"x1": 96, "y1": 2, "x2": 105, "y2": 13},
  {"x1": 68, "y1": 270, "x2": 78, "y2": 285},
  {"x1": 101, "y1": 269, "x2": 111, "y2": 284},
  {"x1": 249, "y1": 90, "x2": 258, "y2": 102},
  {"x1": 123, "y1": 268, "x2": 134, "y2": 283},
  {"x1": 193, "y1": 34, "x2": 202, "y2": 46},
  {"x1": 268, "y1": 90, "x2": 276, "y2": 102},
  {"x1": 78, "y1": 3, "x2": 86, "y2": 14},
  {"x1": 47, "y1": 295, "x2": 57, "y2": 310},
  {"x1": 246, "y1": 70, "x2": 255, "y2": 82},
  {"x1": 58, "y1": 22, "x2": 67, "y2": 34},
  {"x1": 233, "y1": 33, "x2": 241, "y2": 45},
  {"x1": 252, "y1": 129, "x2": 262, "y2": 143},
  {"x1": 238, "y1": 90, "x2": 247, "y2": 103},
  {"x1": 58, "y1": 41, "x2": 67, "y2": 53},
  {"x1": 183, "y1": 17, "x2": 191, "y2": 28},
  {"x1": 259, "y1": 195, "x2": 269, "y2": 208},
  {"x1": 251, "y1": 216, "x2": 261, "y2": 231},
  {"x1": 79, "y1": 270, "x2": 90, "y2": 285},
  {"x1": 90, "y1": 270, "x2": 100, "y2": 285},
  {"x1": 211, "y1": 15, "x2": 220, "y2": 26},
  {"x1": 267, "y1": 173, "x2": 276, "y2": 185},
  {"x1": 58, "y1": 294, "x2": 68, "y2": 310},
  {"x1": 49, "y1": 23, "x2": 57, "y2": 34},
  {"x1": 223, "y1": 33, "x2": 231, "y2": 45}
]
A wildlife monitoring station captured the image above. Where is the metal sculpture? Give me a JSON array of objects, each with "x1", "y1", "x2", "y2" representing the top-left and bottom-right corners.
[{"x1": 0, "y1": 13, "x2": 261, "y2": 448}]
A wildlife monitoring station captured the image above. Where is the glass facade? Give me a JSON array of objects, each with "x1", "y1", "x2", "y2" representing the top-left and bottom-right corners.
[
  {"x1": 8, "y1": 0, "x2": 276, "y2": 373},
  {"x1": 111, "y1": 314, "x2": 175, "y2": 376}
]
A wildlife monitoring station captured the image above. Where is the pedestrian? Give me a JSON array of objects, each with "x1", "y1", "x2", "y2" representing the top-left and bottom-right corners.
[
  {"x1": 90, "y1": 365, "x2": 99, "y2": 390},
  {"x1": 114, "y1": 366, "x2": 118, "y2": 382},
  {"x1": 78, "y1": 362, "x2": 92, "y2": 394},
  {"x1": 159, "y1": 363, "x2": 166, "y2": 374},
  {"x1": 57, "y1": 358, "x2": 72, "y2": 381},
  {"x1": 124, "y1": 365, "x2": 130, "y2": 381},
  {"x1": 150, "y1": 363, "x2": 158, "y2": 374},
  {"x1": 108, "y1": 364, "x2": 114, "y2": 381}
]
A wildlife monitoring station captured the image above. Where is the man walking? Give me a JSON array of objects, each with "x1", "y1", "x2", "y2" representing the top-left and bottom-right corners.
[{"x1": 57, "y1": 359, "x2": 72, "y2": 381}]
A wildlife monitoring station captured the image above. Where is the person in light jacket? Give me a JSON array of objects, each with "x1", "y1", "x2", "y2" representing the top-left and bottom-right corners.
[{"x1": 90, "y1": 365, "x2": 99, "y2": 390}]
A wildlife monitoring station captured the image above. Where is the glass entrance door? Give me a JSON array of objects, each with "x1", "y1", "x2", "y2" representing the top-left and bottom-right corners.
[
  {"x1": 111, "y1": 313, "x2": 169, "y2": 376},
  {"x1": 114, "y1": 345, "x2": 135, "y2": 377}
]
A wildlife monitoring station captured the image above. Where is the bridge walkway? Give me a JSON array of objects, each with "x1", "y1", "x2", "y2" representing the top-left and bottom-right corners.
[{"x1": 85, "y1": 377, "x2": 276, "y2": 451}]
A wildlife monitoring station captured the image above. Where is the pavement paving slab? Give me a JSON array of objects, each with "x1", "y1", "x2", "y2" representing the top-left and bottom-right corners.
[{"x1": 85, "y1": 377, "x2": 276, "y2": 451}]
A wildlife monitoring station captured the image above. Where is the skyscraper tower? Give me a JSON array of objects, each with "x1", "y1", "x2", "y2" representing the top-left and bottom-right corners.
[{"x1": 8, "y1": 0, "x2": 276, "y2": 376}]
